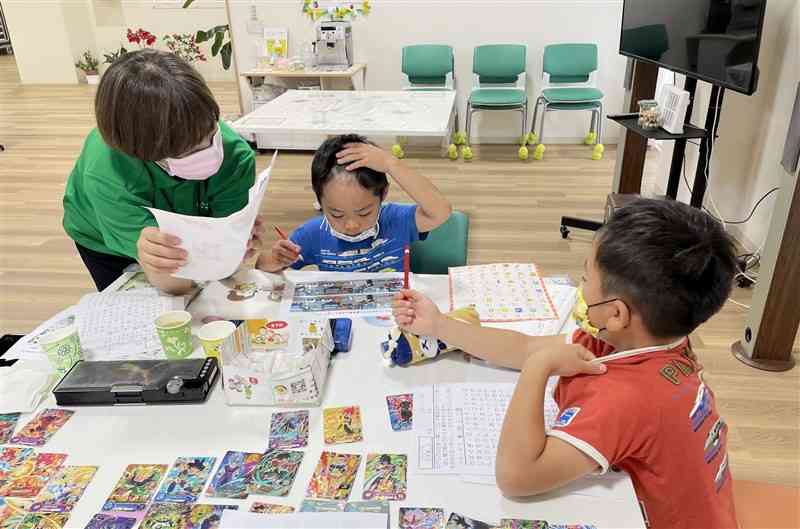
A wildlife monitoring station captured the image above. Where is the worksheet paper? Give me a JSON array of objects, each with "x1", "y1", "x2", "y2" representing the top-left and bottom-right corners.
[
  {"x1": 485, "y1": 279, "x2": 577, "y2": 337},
  {"x1": 75, "y1": 291, "x2": 184, "y2": 360},
  {"x1": 148, "y1": 152, "x2": 277, "y2": 282},
  {"x1": 281, "y1": 271, "x2": 405, "y2": 318},
  {"x1": 449, "y1": 263, "x2": 559, "y2": 322},
  {"x1": 413, "y1": 381, "x2": 560, "y2": 476}
]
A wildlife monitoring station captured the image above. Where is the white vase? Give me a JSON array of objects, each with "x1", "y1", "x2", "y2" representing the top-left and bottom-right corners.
[{"x1": 86, "y1": 73, "x2": 100, "y2": 85}]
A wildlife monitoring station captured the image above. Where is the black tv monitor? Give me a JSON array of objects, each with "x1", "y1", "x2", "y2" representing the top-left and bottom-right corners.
[{"x1": 620, "y1": 0, "x2": 767, "y2": 95}]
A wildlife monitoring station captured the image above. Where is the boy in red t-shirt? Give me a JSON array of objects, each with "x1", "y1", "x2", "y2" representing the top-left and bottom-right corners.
[{"x1": 392, "y1": 199, "x2": 738, "y2": 529}]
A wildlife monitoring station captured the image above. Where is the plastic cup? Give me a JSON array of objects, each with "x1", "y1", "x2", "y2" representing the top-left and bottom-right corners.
[
  {"x1": 39, "y1": 324, "x2": 83, "y2": 375},
  {"x1": 155, "y1": 310, "x2": 193, "y2": 360},
  {"x1": 197, "y1": 320, "x2": 236, "y2": 361}
]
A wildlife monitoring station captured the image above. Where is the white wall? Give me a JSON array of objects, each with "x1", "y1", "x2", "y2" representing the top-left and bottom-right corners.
[
  {"x1": 3, "y1": 1, "x2": 80, "y2": 84},
  {"x1": 228, "y1": 0, "x2": 630, "y2": 144},
  {"x1": 650, "y1": 0, "x2": 799, "y2": 252},
  {"x1": 3, "y1": 0, "x2": 235, "y2": 84}
]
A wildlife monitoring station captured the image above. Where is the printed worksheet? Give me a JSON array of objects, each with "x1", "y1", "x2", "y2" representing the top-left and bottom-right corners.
[
  {"x1": 414, "y1": 381, "x2": 560, "y2": 476},
  {"x1": 281, "y1": 271, "x2": 405, "y2": 318},
  {"x1": 148, "y1": 152, "x2": 276, "y2": 282},
  {"x1": 449, "y1": 263, "x2": 558, "y2": 322}
]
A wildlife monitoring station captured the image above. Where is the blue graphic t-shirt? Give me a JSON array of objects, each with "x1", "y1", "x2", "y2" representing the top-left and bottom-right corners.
[{"x1": 290, "y1": 203, "x2": 427, "y2": 272}]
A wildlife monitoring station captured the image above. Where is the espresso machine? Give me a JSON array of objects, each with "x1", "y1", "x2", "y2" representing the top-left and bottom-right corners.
[{"x1": 314, "y1": 20, "x2": 354, "y2": 69}]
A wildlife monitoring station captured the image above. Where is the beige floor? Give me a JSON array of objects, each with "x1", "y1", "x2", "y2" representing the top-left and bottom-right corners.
[{"x1": 1, "y1": 55, "x2": 798, "y2": 487}]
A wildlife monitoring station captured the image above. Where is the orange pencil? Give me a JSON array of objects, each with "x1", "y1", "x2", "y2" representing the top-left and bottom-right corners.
[{"x1": 274, "y1": 225, "x2": 303, "y2": 261}]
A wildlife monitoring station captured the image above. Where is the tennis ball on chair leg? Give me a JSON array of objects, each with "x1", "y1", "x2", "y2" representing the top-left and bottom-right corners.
[
  {"x1": 391, "y1": 144, "x2": 405, "y2": 159},
  {"x1": 525, "y1": 132, "x2": 538, "y2": 145},
  {"x1": 584, "y1": 132, "x2": 597, "y2": 145},
  {"x1": 533, "y1": 144, "x2": 545, "y2": 160},
  {"x1": 461, "y1": 145, "x2": 474, "y2": 161},
  {"x1": 591, "y1": 143, "x2": 605, "y2": 160},
  {"x1": 518, "y1": 145, "x2": 529, "y2": 160},
  {"x1": 448, "y1": 144, "x2": 459, "y2": 160},
  {"x1": 454, "y1": 131, "x2": 467, "y2": 146}
]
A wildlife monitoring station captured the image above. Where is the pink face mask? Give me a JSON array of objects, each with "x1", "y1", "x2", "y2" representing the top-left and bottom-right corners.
[{"x1": 164, "y1": 127, "x2": 224, "y2": 180}]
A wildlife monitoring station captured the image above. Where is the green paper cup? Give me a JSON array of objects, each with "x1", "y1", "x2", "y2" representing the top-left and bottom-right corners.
[
  {"x1": 39, "y1": 324, "x2": 83, "y2": 375},
  {"x1": 197, "y1": 320, "x2": 236, "y2": 361},
  {"x1": 155, "y1": 310, "x2": 194, "y2": 360}
]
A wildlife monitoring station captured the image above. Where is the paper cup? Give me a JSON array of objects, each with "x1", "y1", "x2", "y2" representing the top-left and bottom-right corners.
[
  {"x1": 197, "y1": 320, "x2": 236, "y2": 361},
  {"x1": 39, "y1": 324, "x2": 83, "y2": 375},
  {"x1": 155, "y1": 310, "x2": 193, "y2": 360}
]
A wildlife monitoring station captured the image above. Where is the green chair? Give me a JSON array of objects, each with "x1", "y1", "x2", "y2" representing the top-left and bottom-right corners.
[
  {"x1": 465, "y1": 44, "x2": 529, "y2": 161},
  {"x1": 400, "y1": 45, "x2": 465, "y2": 159},
  {"x1": 529, "y1": 43, "x2": 605, "y2": 161},
  {"x1": 410, "y1": 211, "x2": 469, "y2": 275}
]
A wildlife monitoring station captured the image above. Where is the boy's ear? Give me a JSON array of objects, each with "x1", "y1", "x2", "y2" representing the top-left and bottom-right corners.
[
  {"x1": 381, "y1": 183, "x2": 390, "y2": 201},
  {"x1": 606, "y1": 299, "x2": 631, "y2": 332}
]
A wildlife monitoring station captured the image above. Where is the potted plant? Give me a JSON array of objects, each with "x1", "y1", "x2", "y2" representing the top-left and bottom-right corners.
[
  {"x1": 103, "y1": 46, "x2": 128, "y2": 66},
  {"x1": 163, "y1": 33, "x2": 207, "y2": 64},
  {"x1": 75, "y1": 50, "x2": 100, "y2": 85},
  {"x1": 127, "y1": 28, "x2": 157, "y2": 48}
]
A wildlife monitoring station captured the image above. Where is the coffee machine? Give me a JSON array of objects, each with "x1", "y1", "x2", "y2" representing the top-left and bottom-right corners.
[{"x1": 314, "y1": 20, "x2": 353, "y2": 69}]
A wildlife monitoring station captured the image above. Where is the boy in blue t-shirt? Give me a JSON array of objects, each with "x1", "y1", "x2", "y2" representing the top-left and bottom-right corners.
[{"x1": 258, "y1": 134, "x2": 451, "y2": 273}]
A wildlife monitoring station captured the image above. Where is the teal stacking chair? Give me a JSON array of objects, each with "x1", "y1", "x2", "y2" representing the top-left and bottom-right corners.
[
  {"x1": 400, "y1": 45, "x2": 465, "y2": 159},
  {"x1": 464, "y1": 44, "x2": 529, "y2": 161},
  {"x1": 529, "y1": 43, "x2": 605, "y2": 161},
  {"x1": 410, "y1": 211, "x2": 469, "y2": 274}
]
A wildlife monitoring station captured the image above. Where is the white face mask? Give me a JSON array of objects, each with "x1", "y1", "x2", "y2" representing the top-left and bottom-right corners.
[
  {"x1": 163, "y1": 127, "x2": 224, "y2": 181},
  {"x1": 324, "y1": 207, "x2": 381, "y2": 243}
]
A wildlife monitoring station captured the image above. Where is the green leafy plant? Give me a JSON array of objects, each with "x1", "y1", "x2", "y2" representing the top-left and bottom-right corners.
[
  {"x1": 183, "y1": 0, "x2": 233, "y2": 70},
  {"x1": 163, "y1": 33, "x2": 207, "y2": 63},
  {"x1": 75, "y1": 50, "x2": 100, "y2": 74},
  {"x1": 103, "y1": 46, "x2": 128, "y2": 65}
]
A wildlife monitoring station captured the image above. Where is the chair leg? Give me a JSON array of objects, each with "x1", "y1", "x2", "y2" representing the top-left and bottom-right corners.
[
  {"x1": 585, "y1": 110, "x2": 598, "y2": 145},
  {"x1": 462, "y1": 102, "x2": 475, "y2": 160},
  {"x1": 529, "y1": 96, "x2": 543, "y2": 144},
  {"x1": 592, "y1": 101, "x2": 605, "y2": 160},
  {"x1": 534, "y1": 103, "x2": 548, "y2": 160},
  {"x1": 519, "y1": 106, "x2": 530, "y2": 160}
]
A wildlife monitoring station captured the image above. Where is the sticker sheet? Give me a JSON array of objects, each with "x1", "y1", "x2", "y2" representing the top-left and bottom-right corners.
[
  {"x1": 268, "y1": 411, "x2": 309, "y2": 450},
  {"x1": 102, "y1": 464, "x2": 168, "y2": 512},
  {"x1": 248, "y1": 450, "x2": 303, "y2": 497},
  {"x1": 284, "y1": 274, "x2": 404, "y2": 317},
  {"x1": 15, "y1": 512, "x2": 69, "y2": 529},
  {"x1": 323, "y1": 406, "x2": 363, "y2": 445},
  {"x1": 29, "y1": 466, "x2": 98, "y2": 512},
  {"x1": 10, "y1": 410, "x2": 74, "y2": 447},
  {"x1": 0, "y1": 448, "x2": 35, "y2": 488},
  {"x1": 154, "y1": 457, "x2": 216, "y2": 504},
  {"x1": 305, "y1": 452, "x2": 361, "y2": 501},
  {"x1": 362, "y1": 453, "x2": 407, "y2": 501},
  {"x1": 449, "y1": 263, "x2": 558, "y2": 322}
]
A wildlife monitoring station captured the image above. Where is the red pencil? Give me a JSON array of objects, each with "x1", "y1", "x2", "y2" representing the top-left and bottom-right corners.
[{"x1": 403, "y1": 244, "x2": 410, "y2": 289}]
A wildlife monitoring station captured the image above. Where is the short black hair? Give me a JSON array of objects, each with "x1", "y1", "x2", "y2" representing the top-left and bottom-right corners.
[
  {"x1": 596, "y1": 199, "x2": 737, "y2": 339},
  {"x1": 311, "y1": 134, "x2": 389, "y2": 200},
  {"x1": 95, "y1": 49, "x2": 220, "y2": 161}
]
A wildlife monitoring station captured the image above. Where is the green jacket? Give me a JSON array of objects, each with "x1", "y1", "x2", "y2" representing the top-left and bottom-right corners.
[{"x1": 63, "y1": 121, "x2": 255, "y2": 260}]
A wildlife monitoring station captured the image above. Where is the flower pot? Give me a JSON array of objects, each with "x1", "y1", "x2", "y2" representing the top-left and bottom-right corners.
[{"x1": 85, "y1": 72, "x2": 100, "y2": 85}]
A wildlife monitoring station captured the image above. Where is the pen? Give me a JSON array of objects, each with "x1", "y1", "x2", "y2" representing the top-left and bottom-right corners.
[{"x1": 403, "y1": 244, "x2": 410, "y2": 290}]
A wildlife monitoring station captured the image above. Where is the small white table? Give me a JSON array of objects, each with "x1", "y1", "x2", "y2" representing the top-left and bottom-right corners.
[
  {"x1": 232, "y1": 90, "x2": 458, "y2": 154},
  {"x1": 241, "y1": 64, "x2": 368, "y2": 93},
  {"x1": 6, "y1": 272, "x2": 645, "y2": 529}
]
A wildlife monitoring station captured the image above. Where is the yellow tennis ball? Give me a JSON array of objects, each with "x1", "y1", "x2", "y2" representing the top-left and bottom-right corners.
[{"x1": 462, "y1": 146, "x2": 474, "y2": 161}]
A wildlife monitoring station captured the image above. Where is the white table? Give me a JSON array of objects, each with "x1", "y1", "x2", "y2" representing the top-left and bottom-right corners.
[
  {"x1": 6, "y1": 272, "x2": 645, "y2": 529},
  {"x1": 232, "y1": 90, "x2": 458, "y2": 154}
]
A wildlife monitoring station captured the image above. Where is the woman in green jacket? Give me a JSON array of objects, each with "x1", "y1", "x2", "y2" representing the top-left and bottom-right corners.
[{"x1": 63, "y1": 49, "x2": 261, "y2": 294}]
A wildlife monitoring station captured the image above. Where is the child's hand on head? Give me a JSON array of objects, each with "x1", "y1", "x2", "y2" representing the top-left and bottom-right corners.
[
  {"x1": 527, "y1": 343, "x2": 607, "y2": 377},
  {"x1": 336, "y1": 142, "x2": 395, "y2": 174},
  {"x1": 392, "y1": 289, "x2": 442, "y2": 336}
]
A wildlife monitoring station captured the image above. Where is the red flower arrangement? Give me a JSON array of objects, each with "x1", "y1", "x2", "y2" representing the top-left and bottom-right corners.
[{"x1": 127, "y1": 28, "x2": 157, "y2": 47}]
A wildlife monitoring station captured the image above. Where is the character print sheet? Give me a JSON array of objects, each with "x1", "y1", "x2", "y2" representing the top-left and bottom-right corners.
[
  {"x1": 413, "y1": 381, "x2": 559, "y2": 476},
  {"x1": 449, "y1": 263, "x2": 559, "y2": 322},
  {"x1": 281, "y1": 271, "x2": 408, "y2": 318}
]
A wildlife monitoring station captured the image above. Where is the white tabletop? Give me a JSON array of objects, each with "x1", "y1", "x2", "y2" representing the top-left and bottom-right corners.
[
  {"x1": 241, "y1": 64, "x2": 367, "y2": 79},
  {"x1": 9, "y1": 273, "x2": 645, "y2": 529},
  {"x1": 231, "y1": 90, "x2": 456, "y2": 137}
]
